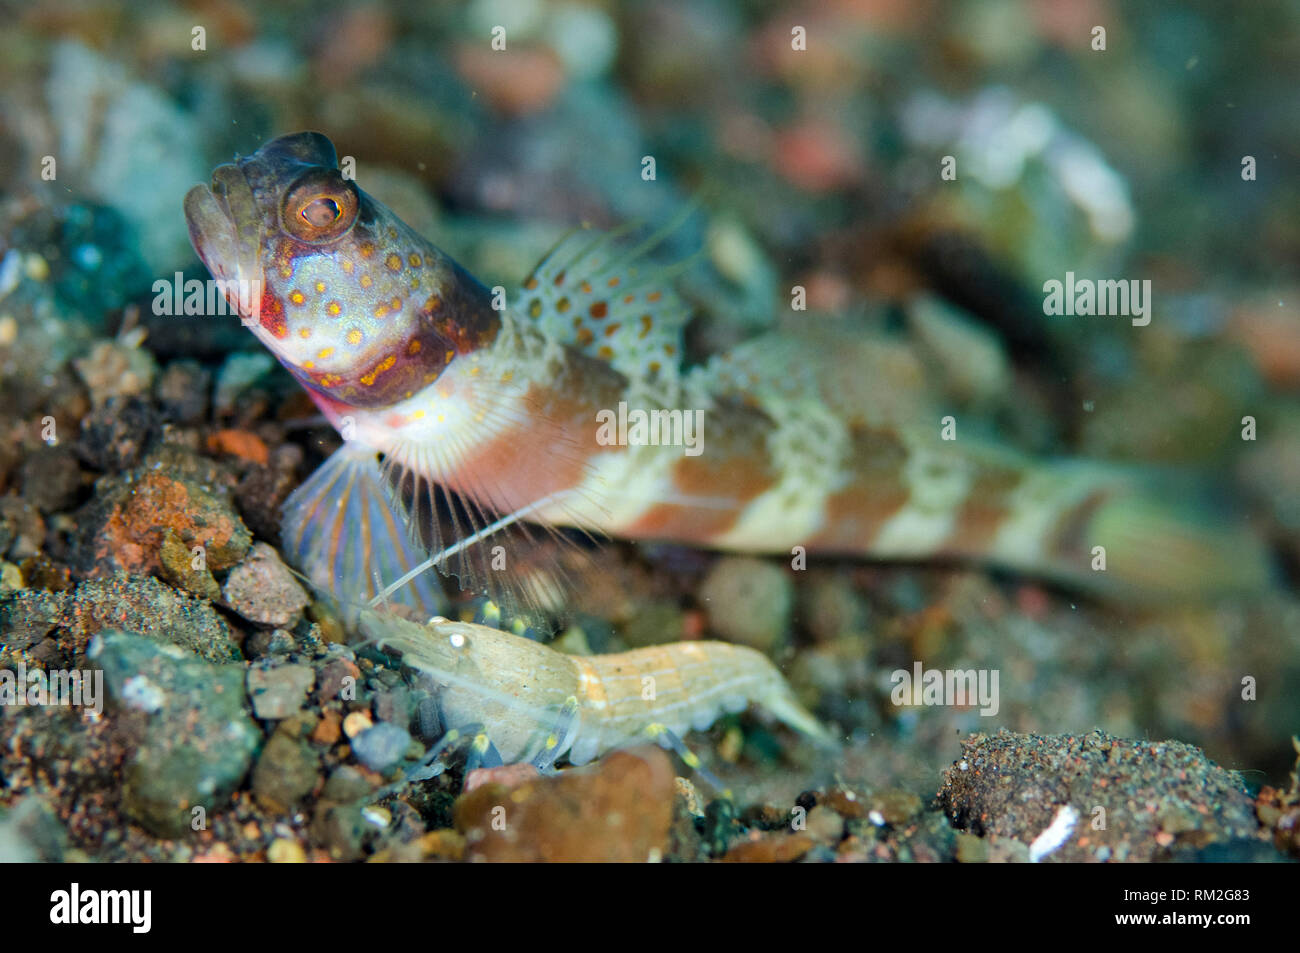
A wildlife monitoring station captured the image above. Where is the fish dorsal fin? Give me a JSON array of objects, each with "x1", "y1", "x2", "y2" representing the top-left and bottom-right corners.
[{"x1": 515, "y1": 217, "x2": 698, "y2": 388}]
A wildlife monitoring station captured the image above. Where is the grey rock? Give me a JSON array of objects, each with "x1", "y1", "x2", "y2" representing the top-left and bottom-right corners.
[
  {"x1": 90, "y1": 632, "x2": 259, "y2": 838},
  {"x1": 350, "y1": 722, "x2": 411, "y2": 773},
  {"x1": 246, "y1": 663, "x2": 315, "y2": 720},
  {"x1": 252, "y1": 733, "x2": 321, "y2": 811}
]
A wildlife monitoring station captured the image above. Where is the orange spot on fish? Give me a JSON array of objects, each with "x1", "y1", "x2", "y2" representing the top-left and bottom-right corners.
[
  {"x1": 360, "y1": 274, "x2": 373, "y2": 288},
  {"x1": 604, "y1": 322, "x2": 621, "y2": 337},
  {"x1": 408, "y1": 253, "x2": 423, "y2": 267},
  {"x1": 580, "y1": 281, "x2": 592, "y2": 294},
  {"x1": 299, "y1": 327, "x2": 312, "y2": 339},
  {"x1": 360, "y1": 354, "x2": 396, "y2": 386},
  {"x1": 623, "y1": 294, "x2": 635, "y2": 304},
  {"x1": 407, "y1": 339, "x2": 421, "y2": 355},
  {"x1": 553, "y1": 270, "x2": 566, "y2": 286},
  {"x1": 346, "y1": 328, "x2": 363, "y2": 346},
  {"x1": 359, "y1": 242, "x2": 375, "y2": 258},
  {"x1": 314, "y1": 280, "x2": 327, "y2": 293},
  {"x1": 386, "y1": 253, "x2": 403, "y2": 272},
  {"x1": 318, "y1": 347, "x2": 335, "y2": 360},
  {"x1": 557, "y1": 297, "x2": 571, "y2": 313},
  {"x1": 607, "y1": 276, "x2": 621, "y2": 288},
  {"x1": 639, "y1": 314, "x2": 653, "y2": 338},
  {"x1": 576, "y1": 327, "x2": 594, "y2": 347},
  {"x1": 524, "y1": 277, "x2": 539, "y2": 291},
  {"x1": 288, "y1": 290, "x2": 306, "y2": 306},
  {"x1": 647, "y1": 291, "x2": 663, "y2": 303},
  {"x1": 326, "y1": 300, "x2": 342, "y2": 316},
  {"x1": 590, "y1": 301, "x2": 608, "y2": 319},
  {"x1": 597, "y1": 345, "x2": 614, "y2": 359}
]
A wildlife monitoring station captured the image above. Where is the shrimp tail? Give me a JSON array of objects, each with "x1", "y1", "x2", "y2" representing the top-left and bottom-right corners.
[{"x1": 762, "y1": 688, "x2": 840, "y2": 751}]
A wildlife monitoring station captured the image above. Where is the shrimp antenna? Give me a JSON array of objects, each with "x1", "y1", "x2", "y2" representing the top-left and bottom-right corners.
[{"x1": 367, "y1": 487, "x2": 576, "y2": 618}]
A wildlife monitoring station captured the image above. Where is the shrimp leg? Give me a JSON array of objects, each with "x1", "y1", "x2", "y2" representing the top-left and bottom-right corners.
[
  {"x1": 405, "y1": 723, "x2": 487, "y2": 784},
  {"x1": 531, "y1": 695, "x2": 582, "y2": 773},
  {"x1": 465, "y1": 731, "x2": 505, "y2": 773},
  {"x1": 645, "y1": 723, "x2": 733, "y2": 800}
]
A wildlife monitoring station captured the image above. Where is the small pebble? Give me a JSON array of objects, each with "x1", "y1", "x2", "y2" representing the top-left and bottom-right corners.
[
  {"x1": 222, "y1": 542, "x2": 310, "y2": 628},
  {"x1": 350, "y1": 722, "x2": 412, "y2": 773},
  {"x1": 18, "y1": 445, "x2": 82, "y2": 515},
  {"x1": 342, "y1": 711, "x2": 374, "y2": 738},
  {"x1": 698, "y1": 556, "x2": 793, "y2": 653},
  {"x1": 252, "y1": 733, "x2": 320, "y2": 812},
  {"x1": 72, "y1": 334, "x2": 157, "y2": 407},
  {"x1": 267, "y1": 838, "x2": 307, "y2": 863},
  {"x1": 154, "y1": 360, "x2": 211, "y2": 424},
  {"x1": 246, "y1": 664, "x2": 315, "y2": 720},
  {"x1": 805, "y1": 805, "x2": 846, "y2": 844},
  {"x1": 75, "y1": 395, "x2": 159, "y2": 471}
]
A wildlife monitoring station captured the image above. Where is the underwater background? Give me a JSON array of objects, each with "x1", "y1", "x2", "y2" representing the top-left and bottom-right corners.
[{"x1": 0, "y1": 0, "x2": 1298, "y2": 862}]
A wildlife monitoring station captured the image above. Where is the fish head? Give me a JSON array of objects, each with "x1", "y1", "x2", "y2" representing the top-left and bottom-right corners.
[{"x1": 185, "y1": 131, "x2": 498, "y2": 409}]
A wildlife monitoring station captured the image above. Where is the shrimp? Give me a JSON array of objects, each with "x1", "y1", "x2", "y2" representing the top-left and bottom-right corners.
[{"x1": 357, "y1": 609, "x2": 834, "y2": 791}]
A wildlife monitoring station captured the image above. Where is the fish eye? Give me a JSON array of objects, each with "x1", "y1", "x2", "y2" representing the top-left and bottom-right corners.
[
  {"x1": 301, "y1": 195, "x2": 342, "y2": 228},
  {"x1": 281, "y1": 169, "x2": 359, "y2": 244}
]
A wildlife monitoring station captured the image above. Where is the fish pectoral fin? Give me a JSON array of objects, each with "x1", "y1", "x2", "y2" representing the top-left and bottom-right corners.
[
  {"x1": 280, "y1": 441, "x2": 447, "y2": 620},
  {"x1": 378, "y1": 448, "x2": 611, "y2": 638}
]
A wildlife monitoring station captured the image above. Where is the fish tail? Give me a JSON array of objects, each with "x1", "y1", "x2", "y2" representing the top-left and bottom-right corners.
[
  {"x1": 1023, "y1": 470, "x2": 1273, "y2": 599},
  {"x1": 957, "y1": 457, "x2": 1273, "y2": 599},
  {"x1": 817, "y1": 434, "x2": 1272, "y2": 599}
]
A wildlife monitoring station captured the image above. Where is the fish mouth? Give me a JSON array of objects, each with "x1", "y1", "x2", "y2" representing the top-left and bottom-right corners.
[{"x1": 184, "y1": 160, "x2": 265, "y2": 303}]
